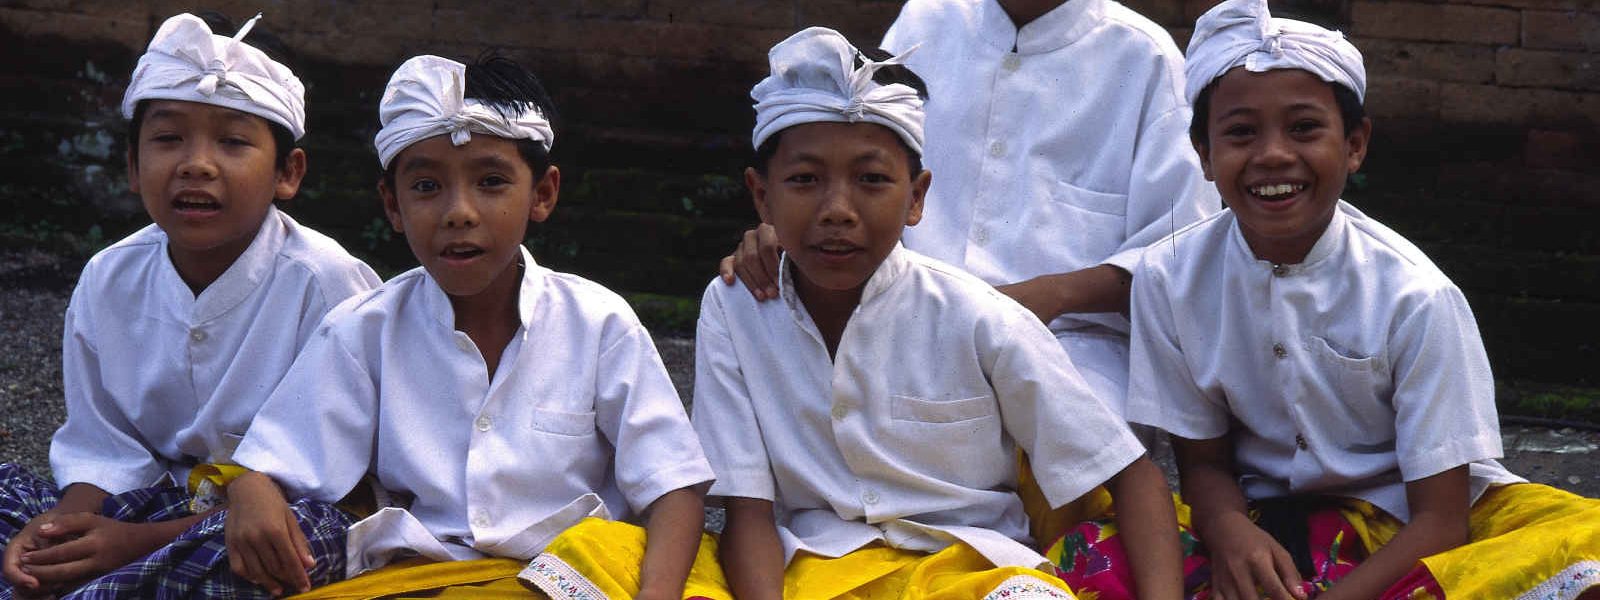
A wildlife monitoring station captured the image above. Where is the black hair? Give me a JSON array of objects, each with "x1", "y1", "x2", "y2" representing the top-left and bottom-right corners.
[
  {"x1": 1188, "y1": 75, "x2": 1366, "y2": 147},
  {"x1": 381, "y1": 53, "x2": 559, "y2": 190},
  {"x1": 752, "y1": 46, "x2": 930, "y2": 178},
  {"x1": 127, "y1": 11, "x2": 298, "y2": 170}
]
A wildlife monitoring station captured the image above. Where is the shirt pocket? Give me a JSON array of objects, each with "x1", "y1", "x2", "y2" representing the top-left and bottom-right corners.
[
  {"x1": 889, "y1": 394, "x2": 995, "y2": 424},
  {"x1": 1036, "y1": 180, "x2": 1129, "y2": 266},
  {"x1": 1304, "y1": 335, "x2": 1393, "y2": 447},
  {"x1": 1049, "y1": 180, "x2": 1128, "y2": 217},
  {"x1": 530, "y1": 407, "x2": 597, "y2": 437}
]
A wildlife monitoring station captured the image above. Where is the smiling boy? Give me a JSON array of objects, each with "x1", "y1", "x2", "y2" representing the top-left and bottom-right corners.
[
  {"x1": 1125, "y1": 1, "x2": 1600, "y2": 598},
  {"x1": 222, "y1": 54, "x2": 714, "y2": 599},
  {"x1": 683, "y1": 28, "x2": 1183, "y2": 599},
  {"x1": 0, "y1": 12, "x2": 379, "y2": 598}
]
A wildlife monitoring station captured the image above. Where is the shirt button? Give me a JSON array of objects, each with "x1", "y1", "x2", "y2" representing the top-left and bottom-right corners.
[
  {"x1": 1272, "y1": 343, "x2": 1288, "y2": 359},
  {"x1": 1272, "y1": 264, "x2": 1289, "y2": 277},
  {"x1": 189, "y1": 329, "x2": 206, "y2": 342},
  {"x1": 1001, "y1": 54, "x2": 1021, "y2": 72},
  {"x1": 1296, "y1": 434, "x2": 1308, "y2": 450},
  {"x1": 831, "y1": 404, "x2": 847, "y2": 420},
  {"x1": 989, "y1": 140, "x2": 1005, "y2": 157},
  {"x1": 472, "y1": 510, "x2": 490, "y2": 528},
  {"x1": 475, "y1": 416, "x2": 492, "y2": 432},
  {"x1": 862, "y1": 490, "x2": 880, "y2": 505},
  {"x1": 972, "y1": 226, "x2": 990, "y2": 245}
]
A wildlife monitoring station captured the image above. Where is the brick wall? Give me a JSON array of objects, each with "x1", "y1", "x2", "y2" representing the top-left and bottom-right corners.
[{"x1": 1, "y1": 0, "x2": 1596, "y2": 385}]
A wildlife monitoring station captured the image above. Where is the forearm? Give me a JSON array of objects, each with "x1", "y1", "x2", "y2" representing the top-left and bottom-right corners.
[
  {"x1": 52, "y1": 483, "x2": 111, "y2": 515},
  {"x1": 1319, "y1": 509, "x2": 1467, "y2": 600},
  {"x1": 998, "y1": 264, "x2": 1132, "y2": 323},
  {"x1": 721, "y1": 499, "x2": 785, "y2": 600},
  {"x1": 1178, "y1": 458, "x2": 1252, "y2": 541},
  {"x1": 638, "y1": 488, "x2": 706, "y2": 597},
  {"x1": 1108, "y1": 457, "x2": 1184, "y2": 599}
]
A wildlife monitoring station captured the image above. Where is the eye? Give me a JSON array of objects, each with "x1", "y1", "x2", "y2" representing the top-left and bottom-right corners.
[
  {"x1": 149, "y1": 133, "x2": 182, "y2": 143},
  {"x1": 784, "y1": 173, "x2": 817, "y2": 185},
  {"x1": 859, "y1": 172, "x2": 894, "y2": 185},
  {"x1": 1221, "y1": 123, "x2": 1254, "y2": 138},
  {"x1": 479, "y1": 174, "x2": 511, "y2": 188},
  {"x1": 1289, "y1": 119, "x2": 1325, "y2": 135},
  {"x1": 220, "y1": 136, "x2": 253, "y2": 147},
  {"x1": 409, "y1": 179, "x2": 439, "y2": 193}
]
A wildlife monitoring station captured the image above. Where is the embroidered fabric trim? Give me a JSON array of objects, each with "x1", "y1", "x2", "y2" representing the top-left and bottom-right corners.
[
  {"x1": 1516, "y1": 560, "x2": 1600, "y2": 600},
  {"x1": 519, "y1": 554, "x2": 610, "y2": 600},
  {"x1": 982, "y1": 574, "x2": 1078, "y2": 599}
]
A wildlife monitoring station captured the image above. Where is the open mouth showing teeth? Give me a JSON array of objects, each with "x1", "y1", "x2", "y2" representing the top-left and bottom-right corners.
[
  {"x1": 442, "y1": 246, "x2": 484, "y2": 259},
  {"x1": 817, "y1": 245, "x2": 860, "y2": 255},
  {"x1": 173, "y1": 197, "x2": 220, "y2": 210},
  {"x1": 1249, "y1": 183, "x2": 1306, "y2": 201}
]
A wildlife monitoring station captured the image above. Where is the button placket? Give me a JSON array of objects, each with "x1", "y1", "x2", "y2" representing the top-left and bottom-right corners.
[{"x1": 189, "y1": 329, "x2": 206, "y2": 342}]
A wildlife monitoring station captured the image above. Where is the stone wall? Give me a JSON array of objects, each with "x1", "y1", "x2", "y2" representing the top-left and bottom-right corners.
[{"x1": 1, "y1": 0, "x2": 1596, "y2": 387}]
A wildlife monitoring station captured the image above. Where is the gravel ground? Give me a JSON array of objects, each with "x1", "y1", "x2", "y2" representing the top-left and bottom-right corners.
[{"x1": 3, "y1": 248, "x2": 1596, "y2": 504}]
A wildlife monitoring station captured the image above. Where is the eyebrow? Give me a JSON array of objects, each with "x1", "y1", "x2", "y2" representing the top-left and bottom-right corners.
[
  {"x1": 397, "y1": 155, "x2": 443, "y2": 174},
  {"x1": 468, "y1": 154, "x2": 518, "y2": 172}
]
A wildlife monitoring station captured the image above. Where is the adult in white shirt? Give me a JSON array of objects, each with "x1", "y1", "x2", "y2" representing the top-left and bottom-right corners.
[{"x1": 722, "y1": 0, "x2": 1218, "y2": 422}]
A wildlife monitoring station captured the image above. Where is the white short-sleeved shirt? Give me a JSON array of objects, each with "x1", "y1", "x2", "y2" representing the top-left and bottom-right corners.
[
  {"x1": 50, "y1": 206, "x2": 379, "y2": 493},
  {"x1": 234, "y1": 247, "x2": 714, "y2": 576},
  {"x1": 1125, "y1": 203, "x2": 1523, "y2": 521},
  {"x1": 882, "y1": 0, "x2": 1218, "y2": 340},
  {"x1": 693, "y1": 245, "x2": 1143, "y2": 568}
]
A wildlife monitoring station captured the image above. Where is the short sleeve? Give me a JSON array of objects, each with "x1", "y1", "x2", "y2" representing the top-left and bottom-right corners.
[
  {"x1": 592, "y1": 317, "x2": 716, "y2": 513},
  {"x1": 1124, "y1": 257, "x2": 1230, "y2": 439},
  {"x1": 1389, "y1": 286, "x2": 1502, "y2": 481},
  {"x1": 985, "y1": 302, "x2": 1143, "y2": 507},
  {"x1": 690, "y1": 284, "x2": 777, "y2": 501}
]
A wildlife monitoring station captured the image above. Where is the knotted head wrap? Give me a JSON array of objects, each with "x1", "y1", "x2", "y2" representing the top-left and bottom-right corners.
[
  {"x1": 374, "y1": 55, "x2": 555, "y2": 169},
  {"x1": 751, "y1": 27, "x2": 925, "y2": 154},
  {"x1": 121, "y1": 13, "x2": 306, "y2": 140},
  {"x1": 1184, "y1": 0, "x2": 1366, "y2": 105}
]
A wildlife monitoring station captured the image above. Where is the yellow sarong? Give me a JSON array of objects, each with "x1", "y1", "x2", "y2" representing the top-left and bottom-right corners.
[{"x1": 526, "y1": 518, "x2": 1077, "y2": 599}]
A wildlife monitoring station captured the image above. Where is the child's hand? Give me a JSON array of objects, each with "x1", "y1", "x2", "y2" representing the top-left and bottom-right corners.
[
  {"x1": 13, "y1": 512, "x2": 158, "y2": 589},
  {"x1": 2, "y1": 512, "x2": 61, "y2": 592},
  {"x1": 718, "y1": 223, "x2": 782, "y2": 301},
  {"x1": 225, "y1": 472, "x2": 314, "y2": 597},
  {"x1": 1202, "y1": 511, "x2": 1307, "y2": 600}
]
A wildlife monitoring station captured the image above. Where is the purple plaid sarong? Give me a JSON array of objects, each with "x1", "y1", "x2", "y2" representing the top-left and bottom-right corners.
[{"x1": 1, "y1": 464, "x2": 354, "y2": 599}]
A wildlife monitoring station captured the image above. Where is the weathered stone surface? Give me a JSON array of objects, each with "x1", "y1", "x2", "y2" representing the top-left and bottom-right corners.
[{"x1": 1352, "y1": 1, "x2": 1520, "y2": 45}]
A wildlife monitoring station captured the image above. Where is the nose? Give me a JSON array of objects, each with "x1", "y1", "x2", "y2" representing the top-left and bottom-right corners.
[
  {"x1": 176, "y1": 142, "x2": 219, "y2": 181},
  {"x1": 817, "y1": 181, "x2": 858, "y2": 226},
  {"x1": 441, "y1": 187, "x2": 479, "y2": 229},
  {"x1": 1254, "y1": 129, "x2": 1295, "y2": 168}
]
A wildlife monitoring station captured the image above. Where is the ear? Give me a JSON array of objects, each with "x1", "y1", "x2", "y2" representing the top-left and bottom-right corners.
[
  {"x1": 529, "y1": 165, "x2": 561, "y2": 223},
  {"x1": 126, "y1": 148, "x2": 141, "y2": 195},
  {"x1": 378, "y1": 178, "x2": 405, "y2": 233},
  {"x1": 745, "y1": 166, "x2": 772, "y2": 225},
  {"x1": 274, "y1": 148, "x2": 309, "y2": 200},
  {"x1": 905, "y1": 169, "x2": 931, "y2": 227},
  {"x1": 1345, "y1": 117, "x2": 1373, "y2": 174},
  {"x1": 1191, "y1": 136, "x2": 1215, "y2": 182}
]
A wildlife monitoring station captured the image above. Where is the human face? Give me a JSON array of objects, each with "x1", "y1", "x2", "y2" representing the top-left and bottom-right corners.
[
  {"x1": 380, "y1": 134, "x2": 559, "y2": 301},
  {"x1": 1195, "y1": 68, "x2": 1371, "y2": 264},
  {"x1": 128, "y1": 100, "x2": 305, "y2": 279},
  {"x1": 747, "y1": 122, "x2": 930, "y2": 304}
]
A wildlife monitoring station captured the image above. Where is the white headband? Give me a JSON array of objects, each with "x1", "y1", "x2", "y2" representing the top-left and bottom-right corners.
[
  {"x1": 1185, "y1": 0, "x2": 1366, "y2": 105},
  {"x1": 121, "y1": 13, "x2": 306, "y2": 140},
  {"x1": 751, "y1": 27, "x2": 925, "y2": 154},
  {"x1": 374, "y1": 55, "x2": 555, "y2": 169}
]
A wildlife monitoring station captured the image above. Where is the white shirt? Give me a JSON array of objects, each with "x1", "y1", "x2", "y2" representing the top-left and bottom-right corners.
[
  {"x1": 883, "y1": 0, "x2": 1218, "y2": 339},
  {"x1": 50, "y1": 206, "x2": 378, "y2": 494},
  {"x1": 1125, "y1": 203, "x2": 1524, "y2": 521},
  {"x1": 693, "y1": 245, "x2": 1143, "y2": 568},
  {"x1": 234, "y1": 247, "x2": 714, "y2": 576}
]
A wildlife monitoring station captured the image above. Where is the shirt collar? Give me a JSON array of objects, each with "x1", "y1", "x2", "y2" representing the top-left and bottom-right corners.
[
  {"x1": 778, "y1": 243, "x2": 913, "y2": 319},
  {"x1": 420, "y1": 244, "x2": 545, "y2": 330},
  {"x1": 185, "y1": 204, "x2": 286, "y2": 323},
  {"x1": 1228, "y1": 202, "x2": 1348, "y2": 275},
  {"x1": 979, "y1": 0, "x2": 1106, "y2": 55}
]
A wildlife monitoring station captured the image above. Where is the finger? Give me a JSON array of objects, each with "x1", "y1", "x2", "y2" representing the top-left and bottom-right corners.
[
  {"x1": 34, "y1": 513, "x2": 94, "y2": 539},
  {"x1": 1228, "y1": 562, "x2": 1260, "y2": 600},
  {"x1": 1252, "y1": 554, "x2": 1297, "y2": 600},
  {"x1": 241, "y1": 545, "x2": 281, "y2": 596},
  {"x1": 1210, "y1": 573, "x2": 1235, "y2": 600},
  {"x1": 755, "y1": 224, "x2": 782, "y2": 294},
  {"x1": 719, "y1": 255, "x2": 737, "y2": 284},
  {"x1": 1271, "y1": 545, "x2": 1308, "y2": 600},
  {"x1": 734, "y1": 259, "x2": 772, "y2": 301},
  {"x1": 3, "y1": 547, "x2": 41, "y2": 590},
  {"x1": 18, "y1": 556, "x2": 100, "y2": 587},
  {"x1": 263, "y1": 525, "x2": 310, "y2": 594},
  {"x1": 286, "y1": 517, "x2": 314, "y2": 590},
  {"x1": 20, "y1": 535, "x2": 95, "y2": 566}
]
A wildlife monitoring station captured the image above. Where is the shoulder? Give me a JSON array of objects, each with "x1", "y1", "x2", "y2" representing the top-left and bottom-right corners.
[
  {"x1": 1338, "y1": 202, "x2": 1456, "y2": 292},
  {"x1": 900, "y1": 249, "x2": 1040, "y2": 328},
  {"x1": 71, "y1": 224, "x2": 167, "y2": 307},
  {"x1": 1090, "y1": 2, "x2": 1189, "y2": 105},
  {"x1": 890, "y1": 0, "x2": 981, "y2": 36},
  {"x1": 1136, "y1": 209, "x2": 1235, "y2": 278},
  {"x1": 272, "y1": 212, "x2": 379, "y2": 295},
  {"x1": 540, "y1": 268, "x2": 649, "y2": 334},
  {"x1": 318, "y1": 268, "x2": 424, "y2": 335}
]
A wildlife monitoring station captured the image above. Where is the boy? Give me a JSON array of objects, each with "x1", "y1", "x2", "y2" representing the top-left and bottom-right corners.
[
  {"x1": 721, "y1": 0, "x2": 1218, "y2": 443},
  {"x1": 0, "y1": 12, "x2": 378, "y2": 598},
  {"x1": 1127, "y1": 0, "x2": 1600, "y2": 598},
  {"x1": 693, "y1": 28, "x2": 1182, "y2": 599},
  {"x1": 224, "y1": 54, "x2": 715, "y2": 599}
]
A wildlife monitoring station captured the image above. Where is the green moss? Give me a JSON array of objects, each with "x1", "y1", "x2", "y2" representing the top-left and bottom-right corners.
[
  {"x1": 1496, "y1": 380, "x2": 1600, "y2": 424},
  {"x1": 625, "y1": 292, "x2": 699, "y2": 337}
]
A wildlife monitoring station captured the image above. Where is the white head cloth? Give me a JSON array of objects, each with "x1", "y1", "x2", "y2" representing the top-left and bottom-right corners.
[
  {"x1": 1184, "y1": 0, "x2": 1366, "y2": 105},
  {"x1": 751, "y1": 27, "x2": 924, "y2": 154},
  {"x1": 374, "y1": 55, "x2": 555, "y2": 169},
  {"x1": 121, "y1": 13, "x2": 306, "y2": 140}
]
